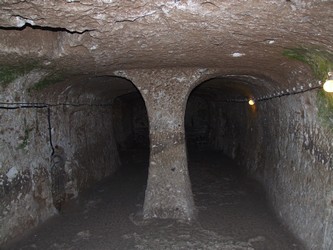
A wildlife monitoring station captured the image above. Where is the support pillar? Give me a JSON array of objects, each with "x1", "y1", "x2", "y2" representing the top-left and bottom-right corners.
[{"x1": 116, "y1": 69, "x2": 207, "y2": 220}]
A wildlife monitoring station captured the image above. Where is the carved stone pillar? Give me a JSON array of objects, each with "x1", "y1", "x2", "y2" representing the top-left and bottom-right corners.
[{"x1": 116, "y1": 68, "x2": 206, "y2": 220}]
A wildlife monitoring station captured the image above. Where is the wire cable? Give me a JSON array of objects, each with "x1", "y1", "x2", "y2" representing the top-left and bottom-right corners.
[{"x1": 47, "y1": 107, "x2": 55, "y2": 156}]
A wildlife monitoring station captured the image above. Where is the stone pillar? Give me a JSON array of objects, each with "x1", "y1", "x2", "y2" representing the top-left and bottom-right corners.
[{"x1": 116, "y1": 69, "x2": 207, "y2": 220}]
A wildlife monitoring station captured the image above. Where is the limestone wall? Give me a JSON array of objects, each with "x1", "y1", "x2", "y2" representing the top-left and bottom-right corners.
[
  {"x1": 207, "y1": 91, "x2": 333, "y2": 249},
  {"x1": 112, "y1": 93, "x2": 149, "y2": 151},
  {"x1": 0, "y1": 72, "x2": 120, "y2": 244}
]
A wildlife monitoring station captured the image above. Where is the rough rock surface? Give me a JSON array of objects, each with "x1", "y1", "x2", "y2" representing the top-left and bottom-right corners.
[
  {"x1": 188, "y1": 83, "x2": 333, "y2": 250},
  {"x1": 0, "y1": 73, "x2": 130, "y2": 244},
  {"x1": 0, "y1": 0, "x2": 333, "y2": 249},
  {"x1": 0, "y1": 0, "x2": 332, "y2": 78}
]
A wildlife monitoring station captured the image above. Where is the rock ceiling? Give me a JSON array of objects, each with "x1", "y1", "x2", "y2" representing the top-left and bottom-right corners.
[{"x1": 0, "y1": 0, "x2": 332, "y2": 82}]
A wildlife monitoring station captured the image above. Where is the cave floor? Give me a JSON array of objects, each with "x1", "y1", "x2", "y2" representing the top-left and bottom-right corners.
[{"x1": 4, "y1": 149, "x2": 302, "y2": 250}]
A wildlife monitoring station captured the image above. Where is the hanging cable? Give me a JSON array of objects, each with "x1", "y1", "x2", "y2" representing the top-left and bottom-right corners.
[
  {"x1": 0, "y1": 102, "x2": 113, "y2": 109},
  {"x1": 0, "y1": 101, "x2": 113, "y2": 157},
  {"x1": 0, "y1": 81, "x2": 325, "y2": 157},
  {"x1": 256, "y1": 85, "x2": 322, "y2": 102},
  {"x1": 214, "y1": 82, "x2": 323, "y2": 104},
  {"x1": 47, "y1": 107, "x2": 55, "y2": 156}
]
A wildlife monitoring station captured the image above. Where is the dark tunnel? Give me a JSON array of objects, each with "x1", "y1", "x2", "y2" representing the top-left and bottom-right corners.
[
  {"x1": 1, "y1": 1, "x2": 333, "y2": 248},
  {"x1": 112, "y1": 92, "x2": 150, "y2": 163},
  {"x1": 184, "y1": 77, "x2": 301, "y2": 247}
]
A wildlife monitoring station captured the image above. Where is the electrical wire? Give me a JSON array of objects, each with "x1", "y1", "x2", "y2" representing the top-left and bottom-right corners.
[
  {"x1": 0, "y1": 102, "x2": 113, "y2": 109},
  {"x1": 0, "y1": 83, "x2": 324, "y2": 157},
  {"x1": 216, "y1": 83, "x2": 323, "y2": 103},
  {"x1": 47, "y1": 107, "x2": 55, "y2": 156},
  {"x1": 0, "y1": 102, "x2": 113, "y2": 157}
]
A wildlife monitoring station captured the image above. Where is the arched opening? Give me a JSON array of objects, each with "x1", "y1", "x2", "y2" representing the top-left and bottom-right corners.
[
  {"x1": 1, "y1": 74, "x2": 151, "y2": 249},
  {"x1": 112, "y1": 92, "x2": 150, "y2": 164},
  {"x1": 185, "y1": 76, "x2": 301, "y2": 248},
  {"x1": 1, "y1": 0, "x2": 332, "y2": 247},
  {"x1": 38, "y1": 75, "x2": 150, "y2": 210},
  {"x1": 185, "y1": 76, "x2": 267, "y2": 156}
]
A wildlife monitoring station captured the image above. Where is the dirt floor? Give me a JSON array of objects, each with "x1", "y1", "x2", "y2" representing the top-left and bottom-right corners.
[{"x1": 3, "y1": 149, "x2": 303, "y2": 250}]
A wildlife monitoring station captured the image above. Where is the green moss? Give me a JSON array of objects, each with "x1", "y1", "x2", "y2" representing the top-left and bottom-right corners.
[
  {"x1": 283, "y1": 48, "x2": 333, "y2": 82},
  {"x1": 0, "y1": 63, "x2": 37, "y2": 88},
  {"x1": 317, "y1": 90, "x2": 333, "y2": 131},
  {"x1": 29, "y1": 73, "x2": 64, "y2": 92},
  {"x1": 0, "y1": 67, "x2": 20, "y2": 88},
  {"x1": 283, "y1": 47, "x2": 333, "y2": 131}
]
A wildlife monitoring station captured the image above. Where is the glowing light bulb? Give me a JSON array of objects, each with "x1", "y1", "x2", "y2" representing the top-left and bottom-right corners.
[
  {"x1": 323, "y1": 72, "x2": 333, "y2": 92},
  {"x1": 323, "y1": 80, "x2": 333, "y2": 92},
  {"x1": 248, "y1": 99, "x2": 255, "y2": 106}
]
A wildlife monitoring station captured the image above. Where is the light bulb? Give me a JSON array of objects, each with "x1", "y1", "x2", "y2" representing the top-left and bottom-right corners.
[
  {"x1": 323, "y1": 72, "x2": 333, "y2": 93},
  {"x1": 323, "y1": 80, "x2": 333, "y2": 92},
  {"x1": 248, "y1": 99, "x2": 255, "y2": 106}
]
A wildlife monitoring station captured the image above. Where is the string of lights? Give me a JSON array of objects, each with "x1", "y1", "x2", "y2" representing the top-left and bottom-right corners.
[
  {"x1": 216, "y1": 78, "x2": 330, "y2": 106},
  {"x1": 250, "y1": 72, "x2": 332, "y2": 105},
  {"x1": 251, "y1": 83, "x2": 323, "y2": 106}
]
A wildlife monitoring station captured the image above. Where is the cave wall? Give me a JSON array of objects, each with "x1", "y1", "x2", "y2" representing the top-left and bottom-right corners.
[
  {"x1": 203, "y1": 91, "x2": 333, "y2": 249},
  {"x1": 0, "y1": 72, "x2": 120, "y2": 244},
  {"x1": 112, "y1": 94, "x2": 149, "y2": 151},
  {"x1": 0, "y1": 1, "x2": 332, "y2": 247},
  {"x1": 131, "y1": 97, "x2": 149, "y2": 148},
  {"x1": 112, "y1": 97, "x2": 135, "y2": 150},
  {"x1": 185, "y1": 95, "x2": 210, "y2": 150}
]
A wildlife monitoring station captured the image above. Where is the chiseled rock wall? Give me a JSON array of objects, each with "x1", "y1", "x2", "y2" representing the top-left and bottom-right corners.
[
  {"x1": 213, "y1": 91, "x2": 333, "y2": 249},
  {"x1": 0, "y1": 72, "x2": 120, "y2": 245}
]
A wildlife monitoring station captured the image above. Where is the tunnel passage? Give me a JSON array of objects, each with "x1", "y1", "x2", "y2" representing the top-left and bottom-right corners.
[
  {"x1": 112, "y1": 92, "x2": 150, "y2": 161},
  {"x1": 42, "y1": 75, "x2": 150, "y2": 206},
  {"x1": 185, "y1": 76, "x2": 262, "y2": 154},
  {"x1": 184, "y1": 76, "x2": 304, "y2": 245},
  {"x1": 0, "y1": 73, "x2": 152, "y2": 244},
  {"x1": 184, "y1": 76, "x2": 269, "y2": 201},
  {"x1": 185, "y1": 75, "x2": 333, "y2": 249},
  {"x1": 0, "y1": 67, "x2": 332, "y2": 250},
  {"x1": 2, "y1": 74, "x2": 305, "y2": 250},
  {"x1": 1, "y1": 1, "x2": 333, "y2": 247},
  {"x1": 41, "y1": 75, "x2": 148, "y2": 189}
]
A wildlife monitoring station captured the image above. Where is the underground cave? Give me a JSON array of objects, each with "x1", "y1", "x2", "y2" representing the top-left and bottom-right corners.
[{"x1": 0, "y1": 1, "x2": 333, "y2": 249}]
